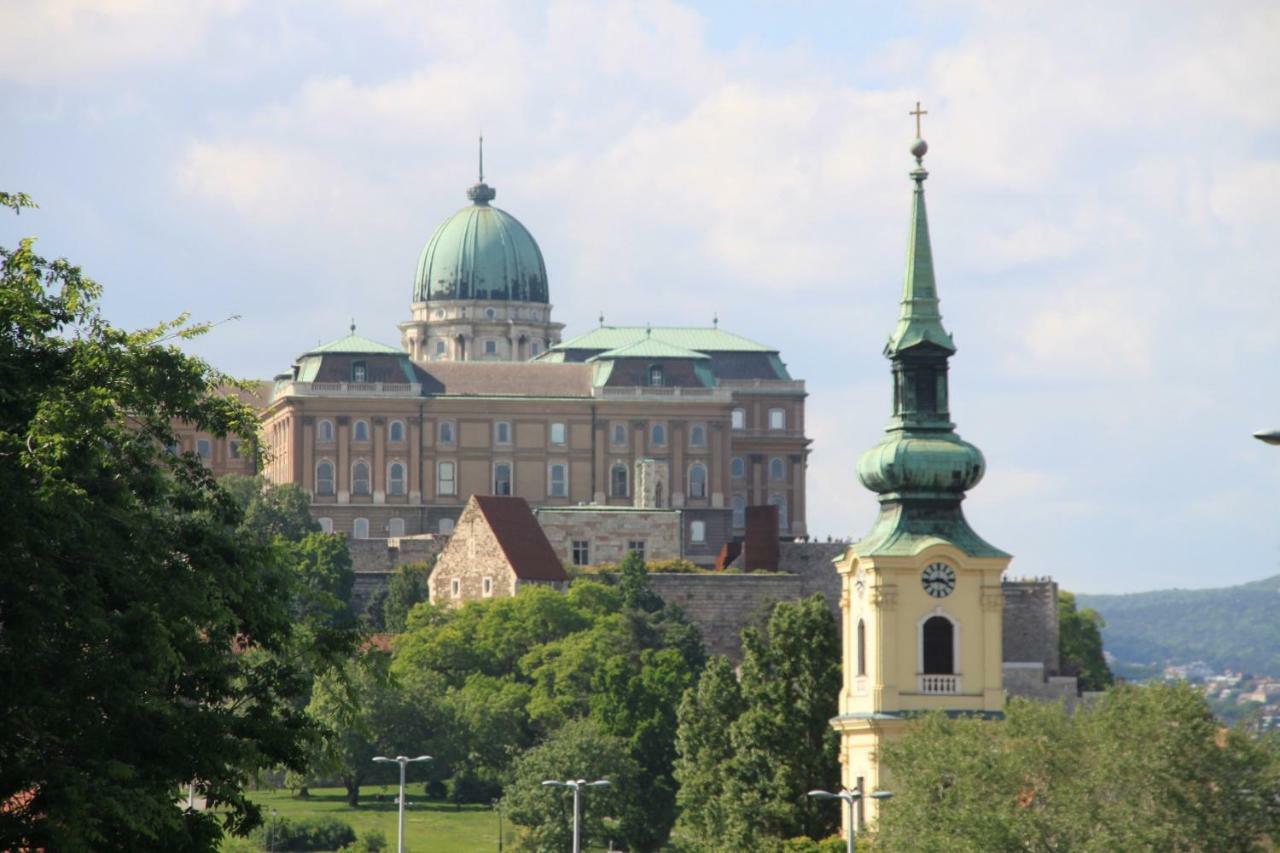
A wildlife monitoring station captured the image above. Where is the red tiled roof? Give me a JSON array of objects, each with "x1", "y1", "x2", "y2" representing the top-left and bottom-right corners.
[
  {"x1": 417, "y1": 362, "x2": 594, "y2": 397},
  {"x1": 472, "y1": 496, "x2": 569, "y2": 581}
]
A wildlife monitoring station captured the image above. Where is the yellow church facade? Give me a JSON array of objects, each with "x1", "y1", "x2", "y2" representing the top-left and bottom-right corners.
[{"x1": 831, "y1": 129, "x2": 1012, "y2": 830}]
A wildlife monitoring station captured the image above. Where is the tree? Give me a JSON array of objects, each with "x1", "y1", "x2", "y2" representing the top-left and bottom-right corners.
[
  {"x1": 673, "y1": 656, "x2": 743, "y2": 849},
  {"x1": 671, "y1": 594, "x2": 841, "y2": 851},
  {"x1": 0, "y1": 200, "x2": 345, "y2": 850},
  {"x1": 382, "y1": 560, "x2": 433, "y2": 633},
  {"x1": 503, "y1": 719, "x2": 643, "y2": 852},
  {"x1": 219, "y1": 473, "x2": 319, "y2": 543},
  {"x1": 1059, "y1": 590, "x2": 1113, "y2": 691},
  {"x1": 619, "y1": 549, "x2": 663, "y2": 613},
  {"x1": 876, "y1": 682, "x2": 1280, "y2": 851}
]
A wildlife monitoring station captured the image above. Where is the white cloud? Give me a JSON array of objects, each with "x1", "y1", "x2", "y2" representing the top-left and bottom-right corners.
[{"x1": 0, "y1": 0, "x2": 244, "y2": 82}]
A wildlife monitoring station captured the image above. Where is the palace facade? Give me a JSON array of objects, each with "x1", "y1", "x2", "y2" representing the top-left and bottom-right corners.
[{"x1": 186, "y1": 166, "x2": 811, "y2": 564}]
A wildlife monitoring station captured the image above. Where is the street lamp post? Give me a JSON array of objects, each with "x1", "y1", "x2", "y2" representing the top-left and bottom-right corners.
[
  {"x1": 1254, "y1": 429, "x2": 1280, "y2": 446},
  {"x1": 493, "y1": 797, "x2": 503, "y2": 851},
  {"x1": 373, "y1": 754, "x2": 432, "y2": 853},
  {"x1": 541, "y1": 778, "x2": 610, "y2": 853},
  {"x1": 808, "y1": 788, "x2": 893, "y2": 853}
]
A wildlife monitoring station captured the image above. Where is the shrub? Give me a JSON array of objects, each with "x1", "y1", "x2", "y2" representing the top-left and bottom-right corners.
[
  {"x1": 450, "y1": 767, "x2": 503, "y2": 804},
  {"x1": 423, "y1": 778, "x2": 448, "y2": 800},
  {"x1": 251, "y1": 816, "x2": 358, "y2": 850},
  {"x1": 338, "y1": 829, "x2": 388, "y2": 853}
]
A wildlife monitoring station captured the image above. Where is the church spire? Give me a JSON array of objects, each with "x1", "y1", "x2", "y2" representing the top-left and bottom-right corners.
[
  {"x1": 467, "y1": 134, "x2": 497, "y2": 205},
  {"x1": 886, "y1": 124, "x2": 954, "y2": 357}
]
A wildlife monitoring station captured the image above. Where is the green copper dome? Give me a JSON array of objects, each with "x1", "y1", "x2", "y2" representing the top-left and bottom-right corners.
[
  {"x1": 858, "y1": 432, "x2": 985, "y2": 499},
  {"x1": 413, "y1": 179, "x2": 549, "y2": 304}
]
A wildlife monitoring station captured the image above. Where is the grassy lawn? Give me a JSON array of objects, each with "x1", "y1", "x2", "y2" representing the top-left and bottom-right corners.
[{"x1": 234, "y1": 786, "x2": 507, "y2": 852}]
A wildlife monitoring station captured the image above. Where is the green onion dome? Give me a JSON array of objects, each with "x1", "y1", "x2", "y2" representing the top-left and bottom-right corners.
[
  {"x1": 412, "y1": 180, "x2": 549, "y2": 304},
  {"x1": 857, "y1": 431, "x2": 986, "y2": 501}
]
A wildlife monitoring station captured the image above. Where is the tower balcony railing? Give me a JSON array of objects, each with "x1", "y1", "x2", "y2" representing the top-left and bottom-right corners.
[
  {"x1": 716, "y1": 378, "x2": 807, "y2": 395},
  {"x1": 918, "y1": 674, "x2": 961, "y2": 695}
]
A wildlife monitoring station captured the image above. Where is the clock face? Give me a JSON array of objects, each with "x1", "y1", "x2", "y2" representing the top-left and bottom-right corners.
[{"x1": 921, "y1": 562, "x2": 956, "y2": 598}]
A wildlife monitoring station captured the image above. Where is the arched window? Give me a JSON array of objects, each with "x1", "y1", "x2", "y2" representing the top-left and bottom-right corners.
[
  {"x1": 438, "y1": 517, "x2": 455, "y2": 535},
  {"x1": 857, "y1": 619, "x2": 867, "y2": 677},
  {"x1": 651, "y1": 423, "x2": 666, "y2": 446},
  {"x1": 688, "y1": 463, "x2": 708, "y2": 499},
  {"x1": 494, "y1": 462, "x2": 512, "y2": 496},
  {"x1": 316, "y1": 461, "x2": 335, "y2": 495},
  {"x1": 768, "y1": 493, "x2": 788, "y2": 533},
  {"x1": 318, "y1": 517, "x2": 334, "y2": 534},
  {"x1": 388, "y1": 462, "x2": 406, "y2": 495},
  {"x1": 732, "y1": 495, "x2": 746, "y2": 528},
  {"x1": 318, "y1": 420, "x2": 335, "y2": 443},
  {"x1": 352, "y1": 461, "x2": 371, "y2": 495},
  {"x1": 435, "y1": 340, "x2": 446, "y2": 357},
  {"x1": 612, "y1": 423, "x2": 627, "y2": 446},
  {"x1": 438, "y1": 421, "x2": 455, "y2": 444},
  {"x1": 389, "y1": 420, "x2": 405, "y2": 442},
  {"x1": 731, "y1": 456, "x2": 746, "y2": 479},
  {"x1": 648, "y1": 364, "x2": 664, "y2": 387},
  {"x1": 388, "y1": 517, "x2": 405, "y2": 538},
  {"x1": 689, "y1": 520, "x2": 706, "y2": 542},
  {"x1": 922, "y1": 616, "x2": 954, "y2": 674},
  {"x1": 689, "y1": 424, "x2": 706, "y2": 447},
  {"x1": 731, "y1": 408, "x2": 745, "y2": 430},
  {"x1": 437, "y1": 461, "x2": 456, "y2": 495},
  {"x1": 354, "y1": 420, "x2": 370, "y2": 442},
  {"x1": 353, "y1": 518, "x2": 369, "y2": 539},
  {"x1": 610, "y1": 463, "x2": 628, "y2": 497},
  {"x1": 770, "y1": 456, "x2": 785, "y2": 481}
]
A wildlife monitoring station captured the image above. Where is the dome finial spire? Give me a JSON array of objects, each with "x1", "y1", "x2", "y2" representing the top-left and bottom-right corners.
[
  {"x1": 349, "y1": 318, "x2": 356, "y2": 334},
  {"x1": 478, "y1": 133, "x2": 484, "y2": 183},
  {"x1": 467, "y1": 136, "x2": 496, "y2": 205},
  {"x1": 909, "y1": 100, "x2": 929, "y2": 170}
]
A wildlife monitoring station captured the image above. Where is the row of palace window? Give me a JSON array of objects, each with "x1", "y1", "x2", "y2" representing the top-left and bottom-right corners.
[
  {"x1": 315, "y1": 461, "x2": 408, "y2": 496},
  {"x1": 317, "y1": 516, "x2": 458, "y2": 538},
  {"x1": 316, "y1": 419, "x2": 407, "y2": 444},
  {"x1": 429, "y1": 338, "x2": 544, "y2": 358},
  {"x1": 190, "y1": 437, "x2": 243, "y2": 460},
  {"x1": 310, "y1": 410, "x2": 791, "y2": 451},
  {"x1": 730, "y1": 455, "x2": 790, "y2": 481}
]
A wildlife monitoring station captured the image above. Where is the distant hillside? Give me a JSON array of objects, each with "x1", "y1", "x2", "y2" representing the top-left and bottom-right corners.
[{"x1": 1078, "y1": 575, "x2": 1280, "y2": 678}]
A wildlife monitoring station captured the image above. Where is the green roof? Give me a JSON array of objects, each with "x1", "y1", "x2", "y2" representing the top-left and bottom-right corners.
[
  {"x1": 552, "y1": 326, "x2": 775, "y2": 354},
  {"x1": 307, "y1": 332, "x2": 404, "y2": 356},
  {"x1": 885, "y1": 168, "x2": 955, "y2": 355},
  {"x1": 587, "y1": 338, "x2": 710, "y2": 361}
]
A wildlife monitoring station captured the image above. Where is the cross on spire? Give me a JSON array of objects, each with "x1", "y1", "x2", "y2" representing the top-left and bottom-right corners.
[{"x1": 910, "y1": 101, "x2": 928, "y2": 138}]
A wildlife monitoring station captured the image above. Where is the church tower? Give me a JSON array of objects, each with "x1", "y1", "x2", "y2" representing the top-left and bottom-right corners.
[{"x1": 831, "y1": 120, "x2": 1011, "y2": 830}]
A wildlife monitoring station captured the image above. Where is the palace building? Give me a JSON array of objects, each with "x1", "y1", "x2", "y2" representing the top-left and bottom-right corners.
[{"x1": 217, "y1": 158, "x2": 812, "y2": 563}]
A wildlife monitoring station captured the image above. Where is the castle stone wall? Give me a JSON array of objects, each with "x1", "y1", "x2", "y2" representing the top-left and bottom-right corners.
[
  {"x1": 535, "y1": 507, "x2": 681, "y2": 566},
  {"x1": 1002, "y1": 579, "x2": 1061, "y2": 673},
  {"x1": 648, "y1": 574, "x2": 807, "y2": 659},
  {"x1": 347, "y1": 535, "x2": 445, "y2": 613}
]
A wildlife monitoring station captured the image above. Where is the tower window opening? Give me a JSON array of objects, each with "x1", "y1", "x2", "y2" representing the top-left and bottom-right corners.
[
  {"x1": 922, "y1": 615, "x2": 955, "y2": 674},
  {"x1": 648, "y1": 364, "x2": 664, "y2": 387},
  {"x1": 352, "y1": 360, "x2": 367, "y2": 383},
  {"x1": 857, "y1": 619, "x2": 867, "y2": 677}
]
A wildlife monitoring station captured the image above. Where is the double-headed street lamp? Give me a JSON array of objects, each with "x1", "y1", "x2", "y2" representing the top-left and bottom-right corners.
[
  {"x1": 541, "y1": 778, "x2": 610, "y2": 853},
  {"x1": 807, "y1": 787, "x2": 893, "y2": 853},
  {"x1": 372, "y1": 754, "x2": 432, "y2": 853}
]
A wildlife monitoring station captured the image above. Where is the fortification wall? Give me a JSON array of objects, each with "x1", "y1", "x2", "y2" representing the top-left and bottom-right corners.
[
  {"x1": 348, "y1": 536, "x2": 445, "y2": 613},
  {"x1": 648, "y1": 574, "x2": 807, "y2": 660},
  {"x1": 1002, "y1": 578, "x2": 1060, "y2": 673}
]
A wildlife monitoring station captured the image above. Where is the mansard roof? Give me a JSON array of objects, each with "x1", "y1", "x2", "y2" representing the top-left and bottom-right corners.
[{"x1": 417, "y1": 361, "x2": 594, "y2": 397}]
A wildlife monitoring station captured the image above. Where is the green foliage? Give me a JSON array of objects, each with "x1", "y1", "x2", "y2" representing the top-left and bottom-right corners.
[
  {"x1": 877, "y1": 682, "x2": 1280, "y2": 851},
  {"x1": 673, "y1": 595, "x2": 841, "y2": 851},
  {"x1": 502, "y1": 719, "x2": 643, "y2": 852},
  {"x1": 1078, "y1": 574, "x2": 1280, "y2": 676},
  {"x1": 1058, "y1": 590, "x2": 1113, "y2": 691},
  {"x1": 0, "y1": 203, "x2": 345, "y2": 849},
  {"x1": 220, "y1": 474, "x2": 319, "y2": 544},
  {"x1": 338, "y1": 828, "x2": 388, "y2": 852},
  {"x1": 619, "y1": 550, "x2": 663, "y2": 612},
  {"x1": 250, "y1": 815, "x2": 357, "y2": 850},
  {"x1": 392, "y1": 580, "x2": 706, "y2": 849},
  {"x1": 382, "y1": 561, "x2": 433, "y2": 633}
]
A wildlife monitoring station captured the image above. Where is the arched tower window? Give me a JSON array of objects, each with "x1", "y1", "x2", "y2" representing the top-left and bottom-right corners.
[
  {"x1": 389, "y1": 420, "x2": 405, "y2": 442},
  {"x1": 315, "y1": 461, "x2": 334, "y2": 495},
  {"x1": 857, "y1": 618, "x2": 867, "y2": 677},
  {"x1": 688, "y1": 463, "x2": 708, "y2": 499},
  {"x1": 388, "y1": 462, "x2": 406, "y2": 495},
  {"x1": 922, "y1": 615, "x2": 954, "y2": 674},
  {"x1": 353, "y1": 420, "x2": 370, "y2": 442},
  {"x1": 352, "y1": 461, "x2": 371, "y2": 495}
]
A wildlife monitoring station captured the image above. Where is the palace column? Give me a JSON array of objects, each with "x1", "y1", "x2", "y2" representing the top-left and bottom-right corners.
[
  {"x1": 336, "y1": 416, "x2": 350, "y2": 503},
  {"x1": 373, "y1": 416, "x2": 386, "y2": 504}
]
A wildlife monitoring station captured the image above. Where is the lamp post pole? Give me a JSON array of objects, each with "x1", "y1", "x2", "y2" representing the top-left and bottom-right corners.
[
  {"x1": 541, "y1": 778, "x2": 610, "y2": 853},
  {"x1": 808, "y1": 788, "x2": 893, "y2": 853},
  {"x1": 373, "y1": 754, "x2": 432, "y2": 853}
]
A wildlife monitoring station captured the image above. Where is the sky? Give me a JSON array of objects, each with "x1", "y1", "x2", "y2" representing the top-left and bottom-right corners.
[{"x1": 3, "y1": 0, "x2": 1278, "y2": 594}]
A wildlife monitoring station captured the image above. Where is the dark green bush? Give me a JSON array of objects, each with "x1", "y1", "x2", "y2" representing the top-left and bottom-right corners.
[
  {"x1": 423, "y1": 778, "x2": 448, "y2": 800},
  {"x1": 251, "y1": 816, "x2": 357, "y2": 850}
]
